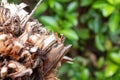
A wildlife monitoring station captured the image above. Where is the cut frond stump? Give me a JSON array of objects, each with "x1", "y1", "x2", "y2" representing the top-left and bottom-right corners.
[{"x1": 0, "y1": 0, "x2": 72, "y2": 80}]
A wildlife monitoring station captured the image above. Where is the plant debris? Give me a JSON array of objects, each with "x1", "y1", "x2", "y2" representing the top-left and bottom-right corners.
[{"x1": 0, "y1": 0, "x2": 72, "y2": 80}]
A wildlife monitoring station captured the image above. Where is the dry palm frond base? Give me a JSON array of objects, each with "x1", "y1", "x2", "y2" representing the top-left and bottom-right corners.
[{"x1": 0, "y1": 0, "x2": 72, "y2": 80}]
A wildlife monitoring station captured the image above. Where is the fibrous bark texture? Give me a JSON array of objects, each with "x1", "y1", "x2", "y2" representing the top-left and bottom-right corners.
[{"x1": 0, "y1": 0, "x2": 71, "y2": 80}]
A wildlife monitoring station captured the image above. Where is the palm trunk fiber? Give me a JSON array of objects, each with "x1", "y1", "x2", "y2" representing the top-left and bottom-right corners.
[{"x1": 0, "y1": 0, "x2": 71, "y2": 80}]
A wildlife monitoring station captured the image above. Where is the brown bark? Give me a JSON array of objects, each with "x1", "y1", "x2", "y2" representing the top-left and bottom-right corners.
[{"x1": 0, "y1": 0, "x2": 71, "y2": 80}]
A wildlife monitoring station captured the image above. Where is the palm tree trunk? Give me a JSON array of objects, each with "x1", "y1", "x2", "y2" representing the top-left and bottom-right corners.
[{"x1": 0, "y1": 0, "x2": 71, "y2": 80}]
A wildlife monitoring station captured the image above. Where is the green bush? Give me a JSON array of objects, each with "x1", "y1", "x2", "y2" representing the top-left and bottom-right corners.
[{"x1": 8, "y1": 0, "x2": 120, "y2": 79}]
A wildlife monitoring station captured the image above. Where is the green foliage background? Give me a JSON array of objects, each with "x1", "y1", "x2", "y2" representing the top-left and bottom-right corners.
[{"x1": 8, "y1": 0, "x2": 120, "y2": 80}]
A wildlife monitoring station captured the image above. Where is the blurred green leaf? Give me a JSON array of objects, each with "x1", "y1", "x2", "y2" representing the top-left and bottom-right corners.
[
  {"x1": 92, "y1": 1, "x2": 107, "y2": 9},
  {"x1": 109, "y1": 52, "x2": 120, "y2": 64},
  {"x1": 56, "y1": 0, "x2": 72, "y2": 3},
  {"x1": 101, "y1": 4, "x2": 115, "y2": 17},
  {"x1": 87, "y1": 9, "x2": 107, "y2": 34},
  {"x1": 107, "y1": 0, "x2": 114, "y2": 4},
  {"x1": 80, "y1": 0, "x2": 93, "y2": 6},
  {"x1": 60, "y1": 29, "x2": 79, "y2": 41},
  {"x1": 62, "y1": 20, "x2": 73, "y2": 28},
  {"x1": 68, "y1": 69, "x2": 75, "y2": 77},
  {"x1": 78, "y1": 29, "x2": 90, "y2": 40},
  {"x1": 92, "y1": 1, "x2": 115, "y2": 17},
  {"x1": 105, "y1": 39, "x2": 112, "y2": 50},
  {"x1": 105, "y1": 62, "x2": 119, "y2": 77},
  {"x1": 88, "y1": 19, "x2": 94, "y2": 31},
  {"x1": 54, "y1": 2, "x2": 63, "y2": 15},
  {"x1": 107, "y1": 0, "x2": 120, "y2": 5},
  {"x1": 80, "y1": 13, "x2": 90, "y2": 23},
  {"x1": 97, "y1": 57, "x2": 104, "y2": 68},
  {"x1": 109, "y1": 12, "x2": 120, "y2": 32},
  {"x1": 58, "y1": 63, "x2": 69, "y2": 75},
  {"x1": 67, "y1": 1, "x2": 78, "y2": 13},
  {"x1": 39, "y1": 16, "x2": 59, "y2": 31},
  {"x1": 100, "y1": 24, "x2": 108, "y2": 33},
  {"x1": 110, "y1": 28, "x2": 120, "y2": 43},
  {"x1": 34, "y1": 2, "x2": 48, "y2": 17},
  {"x1": 48, "y1": 0, "x2": 55, "y2": 8},
  {"x1": 65, "y1": 13, "x2": 78, "y2": 26},
  {"x1": 95, "y1": 35, "x2": 105, "y2": 52},
  {"x1": 88, "y1": 18, "x2": 101, "y2": 33},
  {"x1": 81, "y1": 68, "x2": 89, "y2": 79},
  {"x1": 116, "y1": 0, "x2": 120, "y2": 4},
  {"x1": 116, "y1": 0, "x2": 120, "y2": 3},
  {"x1": 95, "y1": 71, "x2": 105, "y2": 79}
]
